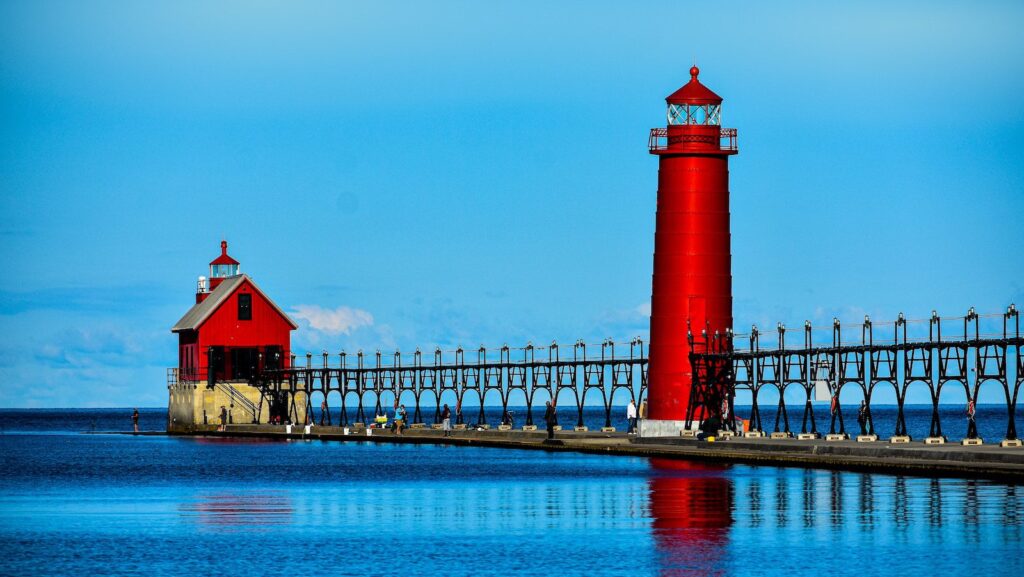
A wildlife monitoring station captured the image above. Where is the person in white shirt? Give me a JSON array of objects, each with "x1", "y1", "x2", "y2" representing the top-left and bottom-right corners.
[{"x1": 627, "y1": 399, "x2": 638, "y2": 434}]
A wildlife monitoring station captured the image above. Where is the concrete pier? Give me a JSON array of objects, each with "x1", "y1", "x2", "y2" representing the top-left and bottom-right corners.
[{"x1": 155, "y1": 424, "x2": 1024, "y2": 483}]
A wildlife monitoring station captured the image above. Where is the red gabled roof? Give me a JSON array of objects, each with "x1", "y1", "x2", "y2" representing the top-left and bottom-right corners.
[
  {"x1": 666, "y1": 66, "x2": 722, "y2": 105},
  {"x1": 171, "y1": 274, "x2": 298, "y2": 332},
  {"x1": 210, "y1": 240, "x2": 240, "y2": 266}
]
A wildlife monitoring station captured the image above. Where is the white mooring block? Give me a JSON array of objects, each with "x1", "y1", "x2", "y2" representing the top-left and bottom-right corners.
[
  {"x1": 924, "y1": 436, "x2": 946, "y2": 445},
  {"x1": 1000, "y1": 439, "x2": 1023, "y2": 448},
  {"x1": 889, "y1": 435, "x2": 911, "y2": 444},
  {"x1": 961, "y1": 438, "x2": 983, "y2": 446},
  {"x1": 825, "y1": 433, "x2": 848, "y2": 441},
  {"x1": 856, "y1": 434, "x2": 878, "y2": 443}
]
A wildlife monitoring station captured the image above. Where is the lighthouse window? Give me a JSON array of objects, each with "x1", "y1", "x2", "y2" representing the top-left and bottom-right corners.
[
  {"x1": 212, "y1": 264, "x2": 238, "y2": 278},
  {"x1": 238, "y1": 293, "x2": 252, "y2": 320},
  {"x1": 667, "y1": 104, "x2": 721, "y2": 126}
]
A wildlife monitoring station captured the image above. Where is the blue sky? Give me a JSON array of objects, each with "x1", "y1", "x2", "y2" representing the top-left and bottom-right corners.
[{"x1": 1, "y1": 1, "x2": 1022, "y2": 407}]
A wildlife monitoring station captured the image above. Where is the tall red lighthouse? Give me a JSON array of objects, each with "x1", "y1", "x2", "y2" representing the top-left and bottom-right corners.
[{"x1": 645, "y1": 67, "x2": 737, "y2": 431}]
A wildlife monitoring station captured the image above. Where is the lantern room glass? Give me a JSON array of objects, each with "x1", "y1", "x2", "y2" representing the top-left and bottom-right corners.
[
  {"x1": 211, "y1": 264, "x2": 239, "y2": 278},
  {"x1": 667, "y1": 103, "x2": 721, "y2": 126}
]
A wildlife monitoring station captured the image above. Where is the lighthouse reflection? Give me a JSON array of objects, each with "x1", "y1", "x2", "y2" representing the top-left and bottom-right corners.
[{"x1": 647, "y1": 459, "x2": 733, "y2": 576}]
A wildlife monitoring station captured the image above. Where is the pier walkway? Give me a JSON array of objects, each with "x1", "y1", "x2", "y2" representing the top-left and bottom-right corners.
[{"x1": 166, "y1": 425, "x2": 1024, "y2": 483}]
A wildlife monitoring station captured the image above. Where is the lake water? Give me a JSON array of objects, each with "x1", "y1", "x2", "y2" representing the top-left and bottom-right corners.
[{"x1": 0, "y1": 409, "x2": 1022, "y2": 576}]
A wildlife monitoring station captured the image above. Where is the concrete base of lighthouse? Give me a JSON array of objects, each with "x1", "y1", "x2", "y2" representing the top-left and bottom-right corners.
[{"x1": 637, "y1": 418, "x2": 699, "y2": 438}]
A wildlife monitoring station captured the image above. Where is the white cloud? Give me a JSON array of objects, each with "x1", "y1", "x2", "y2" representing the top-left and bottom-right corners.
[
  {"x1": 635, "y1": 302, "x2": 651, "y2": 317},
  {"x1": 291, "y1": 304, "x2": 374, "y2": 335}
]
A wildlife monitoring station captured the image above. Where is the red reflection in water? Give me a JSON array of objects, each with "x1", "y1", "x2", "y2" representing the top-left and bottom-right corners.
[
  {"x1": 180, "y1": 492, "x2": 293, "y2": 531},
  {"x1": 648, "y1": 459, "x2": 732, "y2": 576}
]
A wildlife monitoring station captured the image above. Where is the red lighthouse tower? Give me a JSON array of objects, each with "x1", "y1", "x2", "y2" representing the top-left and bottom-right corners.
[{"x1": 645, "y1": 67, "x2": 738, "y2": 431}]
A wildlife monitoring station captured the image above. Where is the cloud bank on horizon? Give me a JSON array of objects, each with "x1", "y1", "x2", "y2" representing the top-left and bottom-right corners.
[{"x1": 1, "y1": 1, "x2": 1022, "y2": 407}]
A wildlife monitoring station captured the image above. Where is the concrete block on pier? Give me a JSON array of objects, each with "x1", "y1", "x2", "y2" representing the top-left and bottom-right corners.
[
  {"x1": 856, "y1": 435, "x2": 878, "y2": 442},
  {"x1": 961, "y1": 438, "x2": 983, "y2": 446},
  {"x1": 476, "y1": 424, "x2": 491, "y2": 430},
  {"x1": 497, "y1": 424, "x2": 512, "y2": 431},
  {"x1": 454, "y1": 424, "x2": 468, "y2": 430},
  {"x1": 889, "y1": 435, "x2": 911, "y2": 444},
  {"x1": 797, "y1": 433, "x2": 818, "y2": 440},
  {"x1": 353, "y1": 422, "x2": 365, "y2": 428},
  {"x1": 770, "y1": 432, "x2": 791, "y2": 440},
  {"x1": 430, "y1": 424, "x2": 443, "y2": 430},
  {"x1": 680, "y1": 430, "x2": 697, "y2": 437},
  {"x1": 924, "y1": 436, "x2": 946, "y2": 445},
  {"x1": 522, "y1": 425, "x2": 537, "y2": 431},
  {"x1": 1000, "y1": 439, "x2": 1022, "y2": 448},
  {"x1": 825, "y1": 433, "x2": 849, "y2": 441},
  {"x1": 716, "y1": 430, "x2": 735, "y2": 439},
  {"x1": 409, "y1": 423, "x2": 426, "y2": 429},
  {"x1": 552, "y1": 425, "x2": 562, "y2": 431},
  {"x1": 574, "y1": 426, "x2": 588, "y2": 432},
  {"x1": 744, "y1": 430, "x2": 763, "y2": 438},
  {"x1": 601, "y1": 427, "x2": 616, "y2": 433}
]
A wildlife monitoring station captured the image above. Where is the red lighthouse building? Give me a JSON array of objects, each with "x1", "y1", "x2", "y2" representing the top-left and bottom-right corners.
[
  {"x1": 168, "y1": 241, "x2": 298, "y2": 431},
  {"x1": 644, "y1": 67, "x2": 738, "y2": 433}
]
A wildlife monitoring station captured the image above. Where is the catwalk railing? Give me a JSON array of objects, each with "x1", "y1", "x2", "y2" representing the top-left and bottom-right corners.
[
  {"x1": 245, "y1": 339, "x2": 649, "y2": 429},
  {"x1": 688, "y1": 305, "x2": 1022, "y2": 441},
  {"x1": 230, "y1": 305, "x2": 1021, "y2": 441}
]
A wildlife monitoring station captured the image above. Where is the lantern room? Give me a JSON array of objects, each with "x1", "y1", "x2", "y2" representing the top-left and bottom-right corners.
[
  {"x1": 666, "y1": 66, "x2": 723, "y2": 126},
  {"x1": 208, "y1": 240, "x2": 240, "y2": 291}
]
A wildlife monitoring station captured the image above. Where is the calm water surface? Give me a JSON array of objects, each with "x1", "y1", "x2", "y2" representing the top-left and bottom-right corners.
[{"x1": 0, "y1": 409, "x2": 1021, "y2": 576}]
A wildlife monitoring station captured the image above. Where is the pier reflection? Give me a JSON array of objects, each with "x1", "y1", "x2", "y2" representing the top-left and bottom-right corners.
[
  {"x1": 647, "y1": 459, "x2": 733, "y2": 576},
  {"x1": 728, "y1": 466, "x2": 1024, "y2": 559}
]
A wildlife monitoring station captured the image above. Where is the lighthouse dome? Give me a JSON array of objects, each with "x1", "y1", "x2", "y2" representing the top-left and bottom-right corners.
[{"x1": 665, "y1": 66, "x2": 723, "y2": 105}]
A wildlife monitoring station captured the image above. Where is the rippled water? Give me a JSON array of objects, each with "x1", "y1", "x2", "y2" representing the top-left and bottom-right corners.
[{"x1": 0, "y1": 410, "x2": 1021, "y2": 576}]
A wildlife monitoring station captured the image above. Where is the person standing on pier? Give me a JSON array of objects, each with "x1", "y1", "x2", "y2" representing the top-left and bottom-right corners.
[
  {"x1": 132, "y1": 408, "x2": 139, "y2": 434},
  {"x1": 857, "y1": 401, "x2": 868, "y2": 436},
  {"x1": 966, "y1": 399, "x2": 978, "y2": 439},
  {"x1": 544, "y1": 401, "x2": 557, "y2": 440},
  {"x1": 219, "y1": 406, "x2": 227, "y2": 432},
  {"x1": 320, "y1": 399, "x2": 329, "y2": 426},
  {"x1": 441, "y1": 404, "x2": 452, "y2": 437},
  {"x1": 626, "y1": 399, "x2": 637, "y2": 434}
]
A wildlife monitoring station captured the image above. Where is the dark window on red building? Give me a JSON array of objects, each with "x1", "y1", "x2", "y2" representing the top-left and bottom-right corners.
[{"x1": 238, "y1": 293, "x2": 252, "y2": 320}]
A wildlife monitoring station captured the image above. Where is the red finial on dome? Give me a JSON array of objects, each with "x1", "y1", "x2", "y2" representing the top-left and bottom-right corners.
[
  {"x1": 690, "y1": 65, "x2": 700, "y2": 80},
  {"x1": 220, "y1": 240, "x2": 228, "y2": 255}
]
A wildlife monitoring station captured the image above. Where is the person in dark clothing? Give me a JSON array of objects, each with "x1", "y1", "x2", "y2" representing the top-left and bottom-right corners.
[
  {"x1": 544, "y1": 400, "x2": 557, "y2": 440},
  {"x1": 857, "y1": 400, "x2": 868, "y2": 436},
  {"x1": 966, "y1": 399, "x2": 978, "y2": 439},
  {"x1": 219, "y1": 405, "x2": 228, "y2": 432},
  {"x1": 131, "y1": 408, "x2": 139, "y2": 434},
  {"x1": 441, "y1": 404, "x2": 452, "y2": 437}
]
